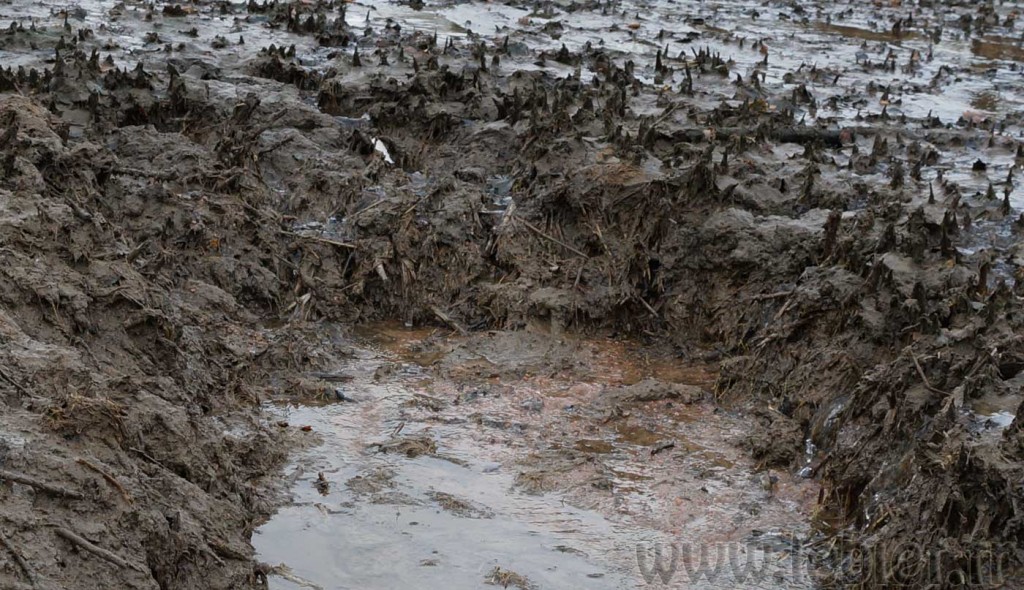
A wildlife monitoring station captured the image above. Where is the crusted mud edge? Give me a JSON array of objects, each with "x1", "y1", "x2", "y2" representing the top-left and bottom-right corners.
[{"x1": 2, "y1": 1, "x2": 1024, "y2": 588}]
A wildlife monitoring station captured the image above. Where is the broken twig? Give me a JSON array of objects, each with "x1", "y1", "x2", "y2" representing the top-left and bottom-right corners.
[
  {"x1": 430, "y1": 305, "x2": 468, "y2": 335},
  {"x1": 910, "y1": 351, "x2": 949, "y2": 395},
  {"x1": 750, "y1": 290, "x2": 794, "y2": 301},
  {"x1": 517, "y1": 217, "x2": 588, "y2": 258},
  {"x1": 0, "y1": 366, "x2": 29, "y2": 397},
  {"x1": 259, "y1": 564, "x2": 325, "y2": 590},
  {"x1": 0, "y1": 470, "x2": 84, "y2": 500},
  {"x1": 54, "y1": 528, "x2": 146, "y2": 573},
  {"x1": 76, "y1": 459, "x2": 133, "y2": 505},
  {"x1": 279, "y1": 231, "x2": 356, "y2": 249},
  {"x1": 0, "y1": 530, "x2": 37, "y2": 587}
]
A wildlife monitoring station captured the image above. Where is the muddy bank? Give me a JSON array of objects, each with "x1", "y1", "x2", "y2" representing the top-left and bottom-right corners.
[
  {"x1": 3, "y1": 0, "x2": 1024, "y2": 587},
  {"x1": 0, "y1": 89, "x2": 343, "y2": 587}
]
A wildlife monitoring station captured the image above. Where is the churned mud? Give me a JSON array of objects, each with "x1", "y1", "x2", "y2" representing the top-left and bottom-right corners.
[{"x1": 3, "y1": 0, "x2": 1024, "y2": 588}]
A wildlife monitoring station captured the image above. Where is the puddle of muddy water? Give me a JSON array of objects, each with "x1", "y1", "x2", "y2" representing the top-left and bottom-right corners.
[
  {"x1": 254, "y1": 345, "x2": 643, "y2": 589},
  {"x1": 255, "y1": 325, "x2": 820, "y2": 589}
]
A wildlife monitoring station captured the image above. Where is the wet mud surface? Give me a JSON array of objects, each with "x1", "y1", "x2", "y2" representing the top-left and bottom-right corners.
[
  {"x1": 3, "y1": 0, "x2": 1024, "y2": 587},
  {"x1": 256, "y1": 325, "x2": 818, "y2": 589}
]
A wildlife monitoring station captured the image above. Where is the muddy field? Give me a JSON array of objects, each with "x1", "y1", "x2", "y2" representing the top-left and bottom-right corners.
[{"x1": 2, "y1": 0, "x2": 1024, "y2": 587}]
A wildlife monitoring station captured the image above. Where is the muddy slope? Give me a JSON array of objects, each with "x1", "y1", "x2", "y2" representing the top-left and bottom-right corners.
[
  {"x1": 2, "y1": 0, "x2": 1024, "y2": 587},
  {"x1": 0, "y1": 54, "x2": 368, "y2": 589}
]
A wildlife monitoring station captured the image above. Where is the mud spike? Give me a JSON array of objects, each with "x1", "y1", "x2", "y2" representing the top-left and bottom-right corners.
[
  {"x1": 802, "y1": 172, "x2": 814, "y2": 200},
  {"x1": 910, "y1": 158, "x2": 923, "y2": 181},
  {"x1": 876, "y1": 223, "x2": 897, "y2": 253},
  {"x1": 943, "y1": 210, "x2": 959, "y2": 237},
  {"x1": 412, "y1": 57, "x2": 418, "y2": 72},
  {"x1": 940, "y1": 223, "x2": 953, "y2": 257},
  {"x1": 352, "y1": 45, "x2": 361, "y2": 67},
  {"x1": 963, "y1": 211, "x2": 972, "y2": 230},
  {"x1": 977, "y1": 261, "x2": 990, "y2": 296},
  {"x1": 987, "y1": 182, "x2": 996, "y2": 200}
]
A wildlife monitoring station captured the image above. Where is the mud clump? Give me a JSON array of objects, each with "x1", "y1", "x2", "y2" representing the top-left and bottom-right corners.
[
  {"x1": 370, "y1": 435, "x2": 438, "y2": 458},
  {"x1": 485, "y1": 566, "x2": 535, "y2": 590},
  {"x1": 427, "y1": 491, "x2": 494, "y2": 519}
]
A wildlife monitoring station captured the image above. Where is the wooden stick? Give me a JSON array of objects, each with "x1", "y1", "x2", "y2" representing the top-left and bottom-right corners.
[
  {"x1": 279, "y1": 231, "x2": 356, "y2": 249},
  {"x1": 0, "y1": 367, "x2": 29, "y2": 397},
  {"x1": 637, "y1": 297, "x2": 659, "y2": 317},
  {"x1": 517, "y1": 217, "x2": 588, "y2": 258},
  {"x1": 910, "y1": 351, "x2": 950, "y2": 395},
  {"x1": 54, "y1": 528, "x2": 146, "y2": 573},
  {"x1": 76, "y1": 459, "x2": 133, "y2": 505},
  {"x1": 430, "y1": 305, "x2": 468, "y2": 335},
  {"x1": 0, "y1": 530, "x2": 37, "y2": 587},
  {"x1": 207, "y1": 539, "x2": 248, "y2": 561},
  {"x1": 0, "y1": 470, "x2": 84, "y2": 500},
  {"x1": 750, "y1": 290, "x2": 794, "y2": 301},
  {"x1": 267, "y1": 565, "x2": 324, "y2": 590}
]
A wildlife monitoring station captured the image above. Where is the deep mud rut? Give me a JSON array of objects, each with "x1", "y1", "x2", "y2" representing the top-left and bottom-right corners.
[{"x1": 3, "y1": 0, "x2": 1024, "y2": 588}]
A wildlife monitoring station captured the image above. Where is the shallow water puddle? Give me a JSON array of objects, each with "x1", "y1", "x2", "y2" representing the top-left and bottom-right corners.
[
  {"x1": 254, "y1": 346, "x2": 643, "y2": 589},
  {"x1": 255, "y1": 326, "x2": 819, "y2": 589}
]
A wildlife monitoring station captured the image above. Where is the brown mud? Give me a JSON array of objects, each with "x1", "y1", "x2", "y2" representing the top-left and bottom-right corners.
[{"x1": 3, "y1": 0, "x2": 1024, "y2": 587}]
